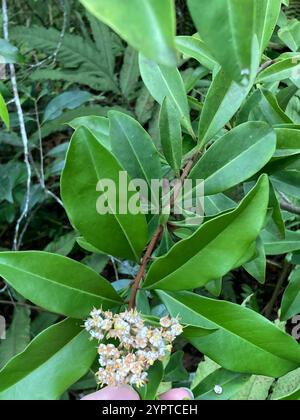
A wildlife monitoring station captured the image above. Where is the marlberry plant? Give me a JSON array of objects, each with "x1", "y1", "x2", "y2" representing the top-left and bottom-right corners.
[{"x1": 0, "y1": 0, "x2": 300, "y2": 401}]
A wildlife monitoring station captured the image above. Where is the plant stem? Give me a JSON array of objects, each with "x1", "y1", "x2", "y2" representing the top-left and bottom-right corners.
[
  {"x1": 280, "y1": 201, "x2": 300, "y2": 216},
  {"x1": 264, "y1": 263, "x2": 291, "y2": 318},
  {"x1": 128, "y1": 150, "x2": 201, "y2": 309},
  {"x1": 128, "y1": 225, "x2": 163, "y2": 310}
]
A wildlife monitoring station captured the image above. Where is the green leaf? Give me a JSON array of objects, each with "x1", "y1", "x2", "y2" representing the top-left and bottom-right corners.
[
  {"x1": 271, "y1": 170, "x2": 300, "y2": 199},
  {"x1": 205, "y1": 279, "x2": 223, "y2": 297},
  {"x1": 275, "y1": 128, "x2": 300, "y2": 158},
  {"x1": 139, "y1": 54, "x2": 194, "y2": 138},
  {"x1": 271, "y1": 367, "x2": 300, "y2": 400},
  {"x1": 0, "y1": 318, "x2": 97, "y2": 400},
  {"x1": 159, "y1": 97, "x2": 182, "y2": 174},
  {"x1": 198, "y1": 69, "x2": 251, "y2": 146},
  {"x1": 0, "y1": 93, "x2": 9, "y2": 129},
  {"x1": 0, "y1": 252, "x2": 122, "y2": 318},
  {"x1": 79, "y1": 0, "x2": 177, "y2": 66},
  {"x1": 257, "y1": 58, "x2": 300, "y2": 84},
  {"x1": 279, "y1": 387, "x2": 300, "y2": 400},
  {"x1": 191, "y1": 357, "x2": 220, "y2": 389},
  {"x1": 191, "y1": 122, "x2": 276, "y2": 195},
  {"x1": 139, "y1": 361, "x2": 164, "y2": 400},
  {"x1": 193, "y1": 368, "x2": 250, "y2": 400},
  {"x1": 61, "y1": 126, "x2": 148, "y2": 261},
  {"x1": 281, "y1": 267, "x2": 300, "y2": 321},
  {"x1": 43, "y1": 90, "x2": 93, "y2": 122},
  {"x1": 244, "y1": 236, "x2": 266, "y2": 284},
  {"x1": 204, "y1": 194, "x2": 236, "y2": 217},
  {"x1": 175, "y1": 36, "x2": 217, "y2": 70},
  {"x1": 109, "y1": 111, "x2": 162, "y2": 195},
  {"x1": 44, "y1": 231, "x2": 77, "y2": 256},
  {"x1": 0, "y1": 39, "x2": 22, "y2": 63},
  {"x1": 232, "y1": 375, "x2": 274, "y2": 400},
  {"x1": 0, "y1": 307, "x2": 31, "y2": 369},
  {"x1": 144, "y1": 176, "x2": 269, "y2": 291},
  {"x1": 120, "y1": 46, "x2": 140, "y2": 98},
  {"x1": 188, "y1": 0, "x2": 260, "y2": 85},
  {"x1": 164, "y1": 351, "x2": 189, "y2": 382},
  {"x1": 238, "y1": 89, "x2": 293, "y2": 126},
  {"x1": 255, "y1": 0, "x2": 282, "y2": 53},
  {"x1": 158, "y1": 290, "x2": 300, "y2": 377},
  {"x1": 262, "y1": 230, "x2": 300, "y2": 255},
  {"x1": 69, "y1": 116, "x2": 110, "y2": 150},
  {"x1": 279, "y1": 19, "x2": 300, "y2": 52}
]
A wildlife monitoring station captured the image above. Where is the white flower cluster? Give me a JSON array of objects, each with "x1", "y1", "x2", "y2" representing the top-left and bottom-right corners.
[{"x1": 84, "y1": 308, "x2": 183, "y2": 388}]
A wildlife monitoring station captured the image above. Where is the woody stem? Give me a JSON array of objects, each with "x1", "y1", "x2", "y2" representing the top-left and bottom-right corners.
[{"x1": 128, "y1": 151, "x2": 201, "y2": 309}]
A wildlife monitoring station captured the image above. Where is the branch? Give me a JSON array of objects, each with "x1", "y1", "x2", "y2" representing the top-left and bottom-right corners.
[
  {"x1": 2, "y1": 0, "x2": 32, "y2": 251},
  {"x1": 258, "y1": 59, "x2": 275, "y2": 74},
  {"x1": 128, "y1": 225, "x2": 163, "y2": 310},
  {"x1": 280, "y1": 201, "x2": 300, "y2": 216},
  {"x1": 264, "y1": 263, "x2": 291, "y2": 319},
  {"x1": 128, "y1": 150, "x2": 201, "y2": 309}
]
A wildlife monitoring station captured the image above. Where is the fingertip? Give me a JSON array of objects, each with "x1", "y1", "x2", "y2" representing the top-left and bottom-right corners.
[
  {"x1": 159, "y1": 387, "x2": 194, "y2": 401},
  {"x1": 81, "y1": 385, "x2": 140, "y2": 401}
]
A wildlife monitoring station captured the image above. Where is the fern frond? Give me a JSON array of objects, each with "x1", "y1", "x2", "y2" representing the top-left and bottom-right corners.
[
  {"x1": 284, "y1": 0, "x2": 300, "y2": 20},
  {"x1": 11, "y1": 26, "x2": 120, "y2": 93},
  {"x1": 30, "y1": 69, "x2": 112, "y2": 91}
]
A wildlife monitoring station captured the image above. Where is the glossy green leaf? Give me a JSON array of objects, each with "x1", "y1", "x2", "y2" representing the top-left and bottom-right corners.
[
  {"x1": 144, "y1": 176, "x2": 269, "y2": 291},
  {"x1": 262, "y1": 230, "x2": 300, "y2": 255},
  {"x1": 0, "y1": 93, "x2": 9, "y2": 129},
  {"x1": 255, "y1": 0, "x2": 282, "y2": 53},
  {"x1": 237, "y1": 89, "x2": 293, "y2": 126},
  {"x1": 79, "y1": 0, "x2": 177, "y2": 66},
  {"x1": 279, "y1": 19, "x2": 300, "y2": 52},
  {"x1": 43, "y1": 90, "x2": 93, "y2": 122},
  {"x1": 109, "y1": 111, "x2": 161, "y2": 193},
  {"x1": 139, "y1": 54, "x2": 194, "y2": 138},
  {"x1": 164, "y1": 351, "x2": 189, "y2": 383},
  {"x1": 271, "y1": 368, "x2": 300, "y2": 400},
  {"x1": 159, "y1": 97, "x2": 182, "y2": 174},
  {"x1": 274, "y1": 128, "x2": 300, "y2": 158},
  {"x1": 191, "y1": 122, "x2": 276, "y2": 195},
  {"x1": 281, "y1": 267, "x2": 300, "y2": 321},
  {"x1": 69, "y1": 115, "x2": 110, "y2": 150},
  {"x1": 139, "y1": 361, "x2": 164, "y2": 400},
  {"x1": 271, "y1": 170, "x2": 300, "y2": 199},
  {"x1": 244, "y1": 236, "x2": 266, "y2": 284},
  {"x1": 0, "y1": 318, "x2": 97, "y2": 400},
  {"x1": 61, "y1": 127, "x2": 148, "y2": 261},
  {"x1": 175, "y1": 36, "x2": 217, "y2": 70},
  {"x1": 198, "y1": 69, "x2": 251, "y2": 146},
  {"x1": 204, "y1": 194, "x2": 236, "y2": 217},
  {"x1": 193, "y1": 368, "x2": 250, "y2": 400},
  {"x1": 233, "y1": 375, "x2": 274, "y2": 400},
  {"x1": 279, "y1": 387, "x2": 300, "y2": 400},
  {"x1": 158, "y1": 290, "x2": 300, "y2": 377},
  {"x1": 257, "y1": 58, "x2": 300, "y2": 84},
  {"x1": 188, "y1": 0, "x2": 260, "y2": 85},
  {"x1": 0, "y1": 251, "x2": 122, "y2": 318}
]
